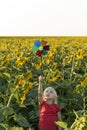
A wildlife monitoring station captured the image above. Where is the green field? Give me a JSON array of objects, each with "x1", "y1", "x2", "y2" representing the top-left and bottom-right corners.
[{"x1": 0, "y1": 37, "x2": 87, "y2": 130}]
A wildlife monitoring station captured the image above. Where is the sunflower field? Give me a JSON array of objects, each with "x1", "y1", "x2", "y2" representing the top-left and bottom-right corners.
[{"x1": 0, "y1": 37, "x2": 87, "y2": 130}]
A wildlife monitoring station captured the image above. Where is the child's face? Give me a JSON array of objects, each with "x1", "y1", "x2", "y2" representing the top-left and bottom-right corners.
[{"x1": 44, "y1": 88, "x2": 54, "y2": 100}]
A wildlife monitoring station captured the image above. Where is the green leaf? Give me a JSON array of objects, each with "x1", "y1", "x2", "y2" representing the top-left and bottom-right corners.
[
  {"x1": 55, "y1": 121, "x2": 68, "y2": 129},
  {"x1": 10, "y1": 126, "x2": 24, "y2": 130},
  {"x1": 13, "y1": 65, "x2": 20, "y2": 71},
  {"x1": 3, "y1": 73, "x2": 10, "y2": 78},
  {"x1": 0, "y1": 67, "x2": 6, "y2": 71},
  {"x1": 3, "y1": 107, "x2": 15, "y2": 116},
  {"x1": 0, "y1": 126, "x2": 6, "y2": 130},
  {"x1": 0, "y1": 109, "x2": 4, "y2": 122},
  {"x1": 0, "y1": 124, "x2": 6, "y2": 130},
  {"x1": 14, "y1": 114, "x2": 30, "y2": 128}
]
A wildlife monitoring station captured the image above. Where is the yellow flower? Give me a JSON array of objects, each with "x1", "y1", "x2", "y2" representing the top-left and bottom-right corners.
[
  {"x1": 20, "y1": 94, "x2": 26, "y2": 104},
  {"x1": 77, "y1": 49, "x2": 84, "y2": 59},
  {"x1": 2, "y1": 57, "x2": 9, "y2": 65},
  {"x1": 21, "y1": 82, "x2": 33, "y2": 104},
  {"x1": 73, "y1": 42, "x2": 79, "y2": 47},
  {"x1": 68, "y1": 54, "x2": 74, "y2": 64},
  {"x1": 15, "y1": 85, "x2": 19, "y2": 89},
  {"x1": 49, "y1": 51, "x2": 54, "y2": 57},
  {"x1": 18, "y1": 79, "x2": 25, "y2": 85},
  {"x1": 45, "y1": 59, "x2": 50, "y2": 65},
  {"x1": 16, "y1": 57, "x2": 28, "y2": 66},
  {"x1": 35, "y1": 61, "x2": 42, "y2": 70},
  {"x1": 23, "y1": 82, "x2": 33, "y2": 95},
  {"x1": 16, "y1": 58, "x2": 24, "y2": 66},
  {"x1": 52, "y1": 62, "x2": 58, "y2": 70},
  {"x1": 19, "y1": 52, "x2": 24, "y2": 57},
  {"x1": 13, "y1": 48, "x2": 18, "y2": 54},
  {"x1": 49, "y1": 71, "x2": 62, "y2": 82},
  {"x1": 25, "y1": 72, "x2": 32, "y2": 80},
  {"x1": 45, "y1": 56, "x2": 53, "y2": 65},
  {"x1": 81, "y1": 77, "x2": 87, "y2": 86},
  {"x1": 28, "y1": 82, "x2": 33, "y2": 89},
  {"x1": 23, "y1": 88, "x2": 29, "y2": 94},
  {"x1": 52, "y1": 48, "x2": 57, "y2": 54}
]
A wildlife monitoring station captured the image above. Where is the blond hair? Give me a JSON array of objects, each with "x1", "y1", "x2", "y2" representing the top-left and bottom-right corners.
[{"x1": 43, "y1": 87, "x2": 58, "y2": 104}]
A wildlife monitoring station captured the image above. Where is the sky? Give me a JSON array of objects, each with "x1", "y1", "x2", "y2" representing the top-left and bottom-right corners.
[{"x1": 0, "y1": 0, "x2": 87, "y2": 36}]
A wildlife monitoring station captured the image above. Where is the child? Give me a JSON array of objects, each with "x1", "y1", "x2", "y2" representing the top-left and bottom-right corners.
[{"x1": 38, "y1": 75, "x2": 62, "y2": 130}]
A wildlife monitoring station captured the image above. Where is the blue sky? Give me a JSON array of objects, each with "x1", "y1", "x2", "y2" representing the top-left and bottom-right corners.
[{"x1": 0, "y1": 0, "x2": 87, "y2": 36}]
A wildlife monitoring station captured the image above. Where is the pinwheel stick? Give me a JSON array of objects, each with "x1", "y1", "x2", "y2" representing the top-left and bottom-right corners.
[{"x1": 41, "y1": 56, "x2": 43, "y2": 75}]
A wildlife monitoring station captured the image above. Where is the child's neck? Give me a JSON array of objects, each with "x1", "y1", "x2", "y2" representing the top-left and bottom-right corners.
[{"x1": 46, "y1": 99, "x2": 54, "y2": 104}]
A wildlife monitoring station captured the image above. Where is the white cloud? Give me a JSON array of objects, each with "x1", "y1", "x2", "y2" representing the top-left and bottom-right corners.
[{"x1": 0, "y1": 0, "x2": 87, "y2": 36}]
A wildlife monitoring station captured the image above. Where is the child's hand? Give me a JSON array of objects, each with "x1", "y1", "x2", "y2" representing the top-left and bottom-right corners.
[{"x1": 39, "y1": 75, "x2": 43, "y2": 82}]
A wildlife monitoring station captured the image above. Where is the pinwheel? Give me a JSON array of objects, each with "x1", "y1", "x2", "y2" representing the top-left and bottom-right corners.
[
  {"x1": 32, "y1": 40, "x2": 50, "y2": 57},
  {"x1": 32, "y1": 40, "x2": 50, "y2": 74}
]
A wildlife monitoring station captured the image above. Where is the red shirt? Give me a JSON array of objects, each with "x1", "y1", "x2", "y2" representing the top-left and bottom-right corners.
[{"x1": 38, "y1": 101, "x2": 61, "y2": 130}]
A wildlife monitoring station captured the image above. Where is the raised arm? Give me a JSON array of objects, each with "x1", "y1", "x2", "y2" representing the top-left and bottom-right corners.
[{"x1": 38, "y1": 75, "x2": 43, "y2": 105}]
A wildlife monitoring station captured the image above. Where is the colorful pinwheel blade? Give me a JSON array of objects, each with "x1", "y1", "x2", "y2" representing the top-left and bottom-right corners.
[
  {"x1": 34, "y1": 40, "x2": 41, "y2": 47},
  {"x1": 42, "y1": 50, "x2": 47, "y2": 55},
  {"x1": 41, "y1": 40, "x2": 47, "y2": 46},
  {"x1": 43, "y1": 45, "x2": 50, "y2": 50},
  {"x1": 39, "y1": 46, "x2": 43, "y2": 51},
  {"x1": 36, "y1": 50, "x2": 42, "y2": 56},
  {"x1": 32, "y1": 45, "x2": 39, "y2": 52}
]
